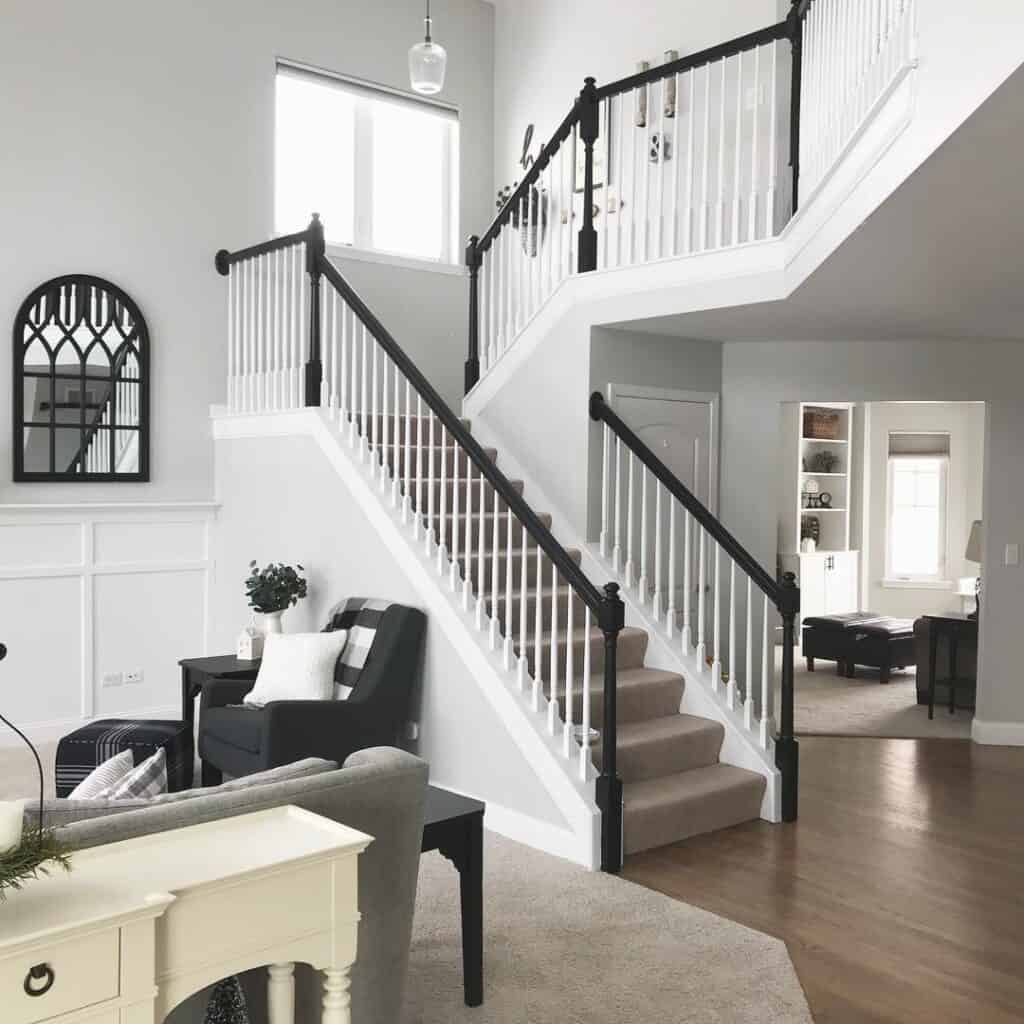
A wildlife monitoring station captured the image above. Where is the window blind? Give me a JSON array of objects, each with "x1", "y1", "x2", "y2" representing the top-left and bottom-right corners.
[{"x1": 888, "y1": 432, "x2": 950, "y2": 457}]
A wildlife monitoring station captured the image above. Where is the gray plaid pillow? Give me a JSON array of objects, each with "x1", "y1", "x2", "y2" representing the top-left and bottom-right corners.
[{"x1": 94, "y1": 748, "x2": 168, "y2": 799}]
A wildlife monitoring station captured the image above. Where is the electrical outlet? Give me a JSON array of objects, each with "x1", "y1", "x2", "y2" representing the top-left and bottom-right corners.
[
  {"x1": 1006, "y1": 543, "x2": 1020, "y2": 567},
  {"x1": 101, "y1": 671, "x2": 123, "y2": 688},
  {"x1": 124, "y1": 669, "x2": 144, "y2": 685},
  {"x1": 404, "y1": 721, "x2": 420, "y2": 741}
]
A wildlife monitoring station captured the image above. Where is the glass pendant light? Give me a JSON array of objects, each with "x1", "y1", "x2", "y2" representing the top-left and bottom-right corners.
[{"x1": 408, "y1": 0, "x2": 447, "y2": 95}]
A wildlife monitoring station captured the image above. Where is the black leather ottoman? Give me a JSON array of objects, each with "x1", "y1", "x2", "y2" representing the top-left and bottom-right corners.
[
  {"x1": 55, "y1": 718, "x2": 194, "y2": 797},
  {"x1": 803, "y1": 613, "x2": 916, "y2": 683}
]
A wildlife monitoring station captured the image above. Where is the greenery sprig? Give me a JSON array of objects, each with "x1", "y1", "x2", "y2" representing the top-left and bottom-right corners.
[
  {"x1": 0, "y1": 827, "x2": 72, "y2": 901},
  {"x1": 245, "y1": 561, "x2": 307, "y2": 614}
]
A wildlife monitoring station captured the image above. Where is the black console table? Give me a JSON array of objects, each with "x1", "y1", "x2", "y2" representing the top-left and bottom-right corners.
[{"x1": 924, "y1": 613, "x2": 978, "y2": 720}]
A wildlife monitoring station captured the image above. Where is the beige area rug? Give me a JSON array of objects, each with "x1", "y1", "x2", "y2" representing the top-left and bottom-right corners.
[
  {"x1": 779, "y1": 652, "x2": 973, "y2": 739},
  {"x1": 404, "y1": 834, "x2": 812, "y2": 1024}
]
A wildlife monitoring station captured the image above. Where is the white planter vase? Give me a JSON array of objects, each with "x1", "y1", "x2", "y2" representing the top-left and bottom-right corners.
[
  {"x1": 256, "y1": 610, "x2": 285, "y2": 635},
  {"x1": 0, "y1": 799, "x2": 26, "y2": 855}
]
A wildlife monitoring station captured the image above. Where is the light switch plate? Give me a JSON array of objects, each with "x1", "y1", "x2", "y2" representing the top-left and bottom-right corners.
[{"x1": 1006, "y1": 543, "x2": 1020, "y2": 567}]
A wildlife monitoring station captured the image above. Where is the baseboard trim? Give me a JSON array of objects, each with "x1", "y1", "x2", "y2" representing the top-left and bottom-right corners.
[
  {"x1": 432, "y1": 780, "x2": 597, "y2": 869},
  {"x1": 971, "y1": 718, "x2": 1024, "y2": 747}
]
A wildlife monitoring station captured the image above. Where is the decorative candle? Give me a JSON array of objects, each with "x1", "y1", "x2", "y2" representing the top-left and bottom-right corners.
[{"x1": 0, "y1": 799, "x2": 26, "y2": 855}]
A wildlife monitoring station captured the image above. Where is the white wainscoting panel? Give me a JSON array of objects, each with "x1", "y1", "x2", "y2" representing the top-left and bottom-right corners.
[{"x1": 0, "y1": 504, "x2": 218, "y2": 745}]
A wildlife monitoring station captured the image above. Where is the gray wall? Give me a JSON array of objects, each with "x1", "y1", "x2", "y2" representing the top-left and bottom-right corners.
[
  {"x1": 1, "y1": 0, "x2": 494, "y2": 503},
  {"x1": 213, "y1": 432, "x2": 569, "y2": 831},
  {"x1": 720, "y1": 339, "x2": 1024, "y2": 731}
]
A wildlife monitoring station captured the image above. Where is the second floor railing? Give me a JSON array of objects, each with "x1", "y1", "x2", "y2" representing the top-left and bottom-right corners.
[{"x1": 465, "y1": 0, "x2": 917, "y2": 394}]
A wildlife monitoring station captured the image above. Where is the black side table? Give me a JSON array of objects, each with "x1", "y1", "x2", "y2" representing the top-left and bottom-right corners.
[
  {"x1": 422, "y1": 786, "x2": 485, "y2": 1007},
  {"x1": 179, "y1": 655, "x2": 259, "y2": 731},
  {"x1": 924, "y1": 614, "x2": 978, "y2": 720}
]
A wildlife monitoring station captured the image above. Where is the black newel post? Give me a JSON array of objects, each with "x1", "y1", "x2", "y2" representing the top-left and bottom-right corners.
[
  {"x1": 577, "y1": 77, "x2": 600, "y2": 274},
  {"x1": 775, "y1": 571, "x2": 800, "y2": 822},
  {"x1": 305, "y1": 213, "x2": 325, "y2": 407},
  {"x1": 788, "y1": 2, "x2": 805, "y2": 217},
  {"x1": 597, "y1": 581, "x2": 625, "y2": 872},
  {"x1": 465, "y1": 235, "x2": 481, "y2": 394}
]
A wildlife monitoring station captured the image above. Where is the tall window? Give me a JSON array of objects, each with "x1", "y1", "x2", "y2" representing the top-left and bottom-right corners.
[
  {"x1": 886, "y1": 433, "x2": 950, "y2": 582},
  {"x1": 275, "y1": 62, "x2": 459, "y2": 264}
]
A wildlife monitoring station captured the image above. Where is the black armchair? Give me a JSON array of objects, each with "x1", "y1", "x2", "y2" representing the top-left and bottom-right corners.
[{"x1": 198, "y1": 603, "x2": 426, "y2": 784}]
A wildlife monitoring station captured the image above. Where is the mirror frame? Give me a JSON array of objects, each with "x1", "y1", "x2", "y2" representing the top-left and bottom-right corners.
[{"x1": 12, "y1": 274, "x2": 150, "y2": 482}]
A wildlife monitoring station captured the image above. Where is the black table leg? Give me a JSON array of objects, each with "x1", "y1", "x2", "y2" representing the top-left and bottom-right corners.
[
  {"x1": 438, "y1": 812, "x2": 484, "y2": 1007},
  {"x1": 949, "y1": 633, "x2": 959, "y2": 715},
  {"x1": 928, "y1": 626, "x2": 939, "y2": 720},
  {"x1": 181, "y1": 667, "x2": 196, "y2": 730},
  {"x1": 460, "y1": 815, "x2": 484, "y2": 1007}
]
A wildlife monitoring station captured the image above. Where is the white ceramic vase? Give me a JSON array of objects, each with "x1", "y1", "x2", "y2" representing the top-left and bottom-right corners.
[{"x1": 256, "y1": 610, "x2": 285, "y2": 635}]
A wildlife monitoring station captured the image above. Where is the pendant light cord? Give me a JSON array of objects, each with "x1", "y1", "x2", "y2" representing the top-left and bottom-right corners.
[{"x1": 424, "y1": 0, "x2": 432, "y2": 42}]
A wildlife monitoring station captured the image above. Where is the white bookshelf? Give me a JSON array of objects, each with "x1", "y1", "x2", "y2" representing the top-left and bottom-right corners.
[{"x1": 779, "y1": 402, "x2": 860, "y2": 625}]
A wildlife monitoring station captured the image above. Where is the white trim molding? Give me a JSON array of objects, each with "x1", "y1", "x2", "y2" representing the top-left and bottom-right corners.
[
  {"x1": 0, "y1": 503, "x2": 218, "y2": 743},
  {"x1": 972, "y1": 718, "x2": 1024, "y2": 748}
]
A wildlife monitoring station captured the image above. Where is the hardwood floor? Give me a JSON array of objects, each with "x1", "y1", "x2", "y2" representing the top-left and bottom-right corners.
[{"x1": 624, "y1": 737, "x2": 1024, "y2": 1024}]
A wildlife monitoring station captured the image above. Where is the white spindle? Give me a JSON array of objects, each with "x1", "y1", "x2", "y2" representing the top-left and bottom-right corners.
[
  {"x1": 462, "y1": 454, "x2": 473, "y2": 610},
  {"x1": 503, "y1": 507, "x2": 514, "y2": 669},
  {"x1": 548, "y1": 561, "x2": 559, "y2": 736},
  {"x1": 727, "y1": 560, "x2": 737, "y2": 709},
  {"x1": 732, "y1": 51, "x2": 744, "y2": 245},
  {"x1": 426, "y1": 409, "x2": 436, "y2": 555},
  {"x1": 712, "y1": 540, "x2": 722, "y2": 689},
  {"x1": 518, "y1": 520, "x2": 529, "y2": 689},
  {"x1": 767, "y1": 42, "x2": 779, "y2": 237},
  {"x1": 564, "y1": 589, "x2": 574, "y2": 757},
  {"x1": 360, "y1": 327, "x2": 369, "y2": 459},
  {"x1": 476, "y1": 467, "x2": 486, "y2": 627},
  {"x1": 653, "y1": 79, "x2": 666, "y2": 260},
  {"x1": 449, "y1": 440, "x2": 460, "y2": 589},
  {"x1": 696, "y1": 525, "x2": 707, "y2": 667},
  {"x1": 749, "y1": 44, "x2": 762, "y2": 241},
  {"x1": 761, "y1": 592, "x2": 772, "y2": 747},
  {"x1": 668, "y1": 76, "x2": 681, "y2": 256},
  {"x1": 370, "y1": 341, "x2": 379, "y2": 472},
  {"x1": 402, "y1": 379, "x2": 413, "y2": 521},
  {"x1": 715, "y1": 58, "x2": 727, "y2": 247},
  {"x1": 437, "y1": 424, "x2": 448, "y2": 570},
  {"x1": 600, "y1": 423, "x2": 611, "y2": 559},
  {"x1": 682, "y1": 508, "x2": 692, "y2": 652},
  {"x1": 684, "y1": 69, "x2": 696, "y2": 254},
  {"x1": 667, "y1": 500, "x2": 677, "y2": 636},
  {"x1": 653, "y1": 481, "x2": 664, "y2": 618},
  {"x1": 414, "y1": 395, "x2": 424, "y2": 540},
  {"x1": 227, "y1": 267, "x2": 236, "y2": 409},
  {"x1": 638, "y1": 467, "x2": 650, "y2": 599},
  {"x1": 612, "y1": 437, "x2": 623, "y2": 575},
  {"x1": 391, "y1": 351, "x2": 400, "y2": 508},
  {"x1": 489, "y1": 475, "x2": 500, "y2": 649},
  {"x1": 533, "y1": 544, "x2": 544, "y2": 711},
  {"x1": 580, "y1": 605, "x2": 592, "y2": 779},
  {"x1": 624, "y1": 452, "x2": 636, "y2": 586},
  {"x1": 699, "y1": 63, "x2": 711, "y2": 251},
  {"x1": 745, "y1": 577, "x2": 756, "y2": 729}
]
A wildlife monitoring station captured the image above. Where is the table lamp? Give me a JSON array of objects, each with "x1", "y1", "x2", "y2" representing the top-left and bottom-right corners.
[{"x1": 964, "y1": 520, "x2": 983, "y2": 620}]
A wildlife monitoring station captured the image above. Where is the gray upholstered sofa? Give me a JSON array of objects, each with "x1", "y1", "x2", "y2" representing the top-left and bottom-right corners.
[{"x1": 37, "y1": 746, "x2": 427, "y2": 1024}]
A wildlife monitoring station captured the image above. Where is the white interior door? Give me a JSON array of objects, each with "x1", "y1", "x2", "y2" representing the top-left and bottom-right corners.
[{"x1": 610, "y1": 385, "x2": 719, "y2": 616}]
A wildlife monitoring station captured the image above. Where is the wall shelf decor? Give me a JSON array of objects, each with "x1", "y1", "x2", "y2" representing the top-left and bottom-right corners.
[{"x1": 12, "y1": 275, "x2": 150, "y2": 482}]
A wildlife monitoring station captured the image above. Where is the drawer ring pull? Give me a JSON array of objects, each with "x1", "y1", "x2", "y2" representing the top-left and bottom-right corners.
[{"x1": 24, "y1": 963, "x2": 55, "y2": 997}]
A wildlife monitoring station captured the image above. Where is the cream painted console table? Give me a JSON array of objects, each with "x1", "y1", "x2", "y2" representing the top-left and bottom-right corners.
[{"x1": 0, "y1": 806, "x2": 372, "y2": 1024}]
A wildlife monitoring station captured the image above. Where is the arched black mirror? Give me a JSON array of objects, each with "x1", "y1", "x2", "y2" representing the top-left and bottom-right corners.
[{"x1": 13, "y1": 275, "x2": 150, "y2": 481}]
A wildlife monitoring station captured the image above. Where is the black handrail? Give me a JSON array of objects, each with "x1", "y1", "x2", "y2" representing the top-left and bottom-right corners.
[
  {"x1": 590, "y1": 392, "x2": 794, "y2": 613},
  {"x1": 596, "y1": 21, "x2": 792, "y2": 102},
  {"x1": 214, "y1": 227, "x2": 311, "y2": 276},
  {"x1": 477, "y1": 104, "x2": 581, "y2": 256},
  {"x1": 591, "y1": 390, "x2": 799, "y2": 822},
  {"x1": 320, "y1": 255, "x2": 612, "y2": 623}
]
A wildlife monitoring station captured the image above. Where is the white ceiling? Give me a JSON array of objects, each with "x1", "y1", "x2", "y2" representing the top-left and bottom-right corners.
[{"x1": 612, "y1": 64, "x2": 1024, "y2": 343}]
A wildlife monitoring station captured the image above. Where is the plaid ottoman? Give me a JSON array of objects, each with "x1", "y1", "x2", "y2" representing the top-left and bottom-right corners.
[{"x1": 55, "y1": 719, "x2": 194, "y2": 797}]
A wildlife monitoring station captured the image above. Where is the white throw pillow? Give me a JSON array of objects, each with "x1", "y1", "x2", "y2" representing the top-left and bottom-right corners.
[
  {"x1": 68, "y1": 749, "x2": 134, "y2": 799},
  {"x1": 243, "y1": 630, "x2": 349, "y2": 707},
  {"x1": 95, "y1": 748, "x2": 168, "y2": 799}
]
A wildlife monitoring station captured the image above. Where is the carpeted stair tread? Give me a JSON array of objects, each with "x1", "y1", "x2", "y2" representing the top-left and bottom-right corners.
[
  {"x1": 519, "y1": 626, "x2": 649, "y2": 672},
  {"x1": 592, "y1": 714, "x2": 724, "y2": 782},
  {"x1": 623, "y1": 764, "x2": 766, "y2": 855},
  {"x1": 576, "y1": 668, "x2": 685, "y2": 726}
]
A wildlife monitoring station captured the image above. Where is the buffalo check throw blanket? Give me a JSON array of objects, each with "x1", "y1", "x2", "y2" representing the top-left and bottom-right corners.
[{"x1": 323, "y1": 597, "x2": 393, "y2": 699}]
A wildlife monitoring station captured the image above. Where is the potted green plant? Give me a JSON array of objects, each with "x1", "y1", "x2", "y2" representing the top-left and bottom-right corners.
[{"x1": 244, "y1": 561, "x2": 307, "y2": 634}]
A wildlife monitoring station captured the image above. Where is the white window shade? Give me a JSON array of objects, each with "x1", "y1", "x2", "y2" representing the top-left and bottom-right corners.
[
  {"x1": 274, "y1": 62, "x2": 459, "y2": 264},
  {"x1": 888, "y1": 432, "x2": 950, "y2": 456}
]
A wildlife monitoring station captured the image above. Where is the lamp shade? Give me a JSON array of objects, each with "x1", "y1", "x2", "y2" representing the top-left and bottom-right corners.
[
  {"x1": 409, "y1": 37, "x2": 447, "y2": 94},
  {"x1": 965, "y1": 520, "x2": 983, "y2": 564}
]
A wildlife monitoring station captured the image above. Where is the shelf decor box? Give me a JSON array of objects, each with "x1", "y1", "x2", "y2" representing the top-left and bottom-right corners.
[{"x1": 803, "y1": 407, "x2": 842, "y2": 440}]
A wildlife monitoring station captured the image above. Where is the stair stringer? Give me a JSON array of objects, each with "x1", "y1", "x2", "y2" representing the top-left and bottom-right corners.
[
  {"x1": 211, "y1": 406, "x2": 601, "y2": 869},
  {"x1": 463, "y1": 415, "x2": 781, "y2": 823}
]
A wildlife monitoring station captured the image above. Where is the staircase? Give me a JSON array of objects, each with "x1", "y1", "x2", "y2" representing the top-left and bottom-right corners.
[{"x1": 406, "y1": 414, "x2": 768, "y2": 856}]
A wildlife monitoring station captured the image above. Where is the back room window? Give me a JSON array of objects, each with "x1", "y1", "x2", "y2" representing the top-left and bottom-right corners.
[{"x1": 274, "y1": 62, "x2": 460, "y2": 264}]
